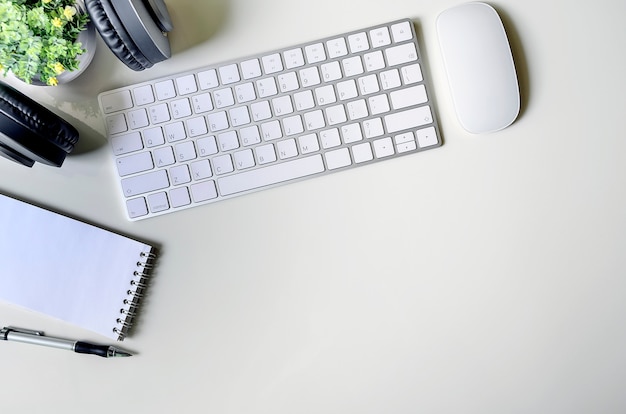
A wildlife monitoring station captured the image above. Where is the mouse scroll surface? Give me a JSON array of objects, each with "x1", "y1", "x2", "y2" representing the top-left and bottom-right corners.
[{"x1": 437, "y1": 2, "x2": 520, "y2": 134}]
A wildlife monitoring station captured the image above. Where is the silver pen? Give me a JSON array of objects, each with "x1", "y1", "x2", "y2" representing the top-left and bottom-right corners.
[{"x1": 1, "y1": 326, "x2": 132, "y2": 358}]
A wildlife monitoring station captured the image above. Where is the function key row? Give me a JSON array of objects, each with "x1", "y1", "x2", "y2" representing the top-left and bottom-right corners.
[{"x1": 101, "y1": 21, "x2": 415, "y2": 114}]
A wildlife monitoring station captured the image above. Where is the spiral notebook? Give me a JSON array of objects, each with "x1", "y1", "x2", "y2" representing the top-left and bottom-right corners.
[{"x1": 0, "y1": 193, "x2": 156, "y2": 341}]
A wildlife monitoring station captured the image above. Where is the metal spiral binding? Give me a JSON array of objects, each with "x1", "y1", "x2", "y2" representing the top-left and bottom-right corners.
[{"x1": 114, "y1": 249, "x2": 155, "y2": 341}]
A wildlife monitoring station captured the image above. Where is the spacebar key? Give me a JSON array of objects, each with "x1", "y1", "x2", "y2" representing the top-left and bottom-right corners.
[{"x1": 218, "y1": 155, "x2": 325, "y2": 196}]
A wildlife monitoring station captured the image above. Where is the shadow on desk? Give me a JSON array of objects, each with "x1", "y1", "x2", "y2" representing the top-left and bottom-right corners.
[{"x1": 167, "y1": 0, "x2": 230, "y2": 54}]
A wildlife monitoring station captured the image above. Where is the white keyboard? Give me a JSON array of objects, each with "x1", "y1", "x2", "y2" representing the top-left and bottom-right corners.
[{"x1": 99, "y1": 19, "x2": 442, "y2": 220}]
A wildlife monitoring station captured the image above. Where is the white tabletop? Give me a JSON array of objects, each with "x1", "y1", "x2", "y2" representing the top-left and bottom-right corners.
[{"x1": 2, "y1": 0, "x2": 626, "y2": 412}]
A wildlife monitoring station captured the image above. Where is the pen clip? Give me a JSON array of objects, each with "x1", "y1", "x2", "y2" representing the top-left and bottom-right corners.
[{"x1": 1, "y1": 326, "x2": 44, "y2": 340}]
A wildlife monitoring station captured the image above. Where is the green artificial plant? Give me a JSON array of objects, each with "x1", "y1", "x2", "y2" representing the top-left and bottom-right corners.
[{"x1": 0, "y1": 0, "x2": 89, "y2": 86}]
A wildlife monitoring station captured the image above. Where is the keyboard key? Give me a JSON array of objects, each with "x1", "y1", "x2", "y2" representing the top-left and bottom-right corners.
[
  {"x1": 229, "y1": 106, "x2": 251, "y2": 127},
  {"x1": 315, "y1": 85, "x2": 336, "y2": 105},
  {"x1": 342, "y1": 56, "x2": 364, "y2": 77},
  {"x1": 197, "y1": 136, "x2": 218, "y2": 156},
  {"x1": 116, "y1": 151, "x2": 153, "y2": 176},
  {"x1": 370, "y1": 27, "x2": 391, "y2": 48},
  {"x1": 164, "y1": 122, "x2": 186, "y2": 142},
  {"x1": 133, "y1": 86, "x2": 155, "y2": 106},
  {"x1": 277, "y1": 139, "x2": 298, "y2": 159},
  {"x1": 363, "y1": 118, "x2": 384, "y2": 138},
  {"x1": 385, "y1": 43, "x2": 418, "y2": 66},
  {"x1": 391, "y1": 21, "x2": 413, "y2": 43},
  {"x1": 364, "y1": 50, "x2": 385, "y2": 71},
  {"x1": 190, "y1": 159, "x2": 213, "y2": 180},
  {"x1": 101, "y1": 90, "x2": 132, "y2": 113},
  {"x1": 144, "y1": 127, "x2": 165, "y2": 147},
  {"x1": 169, "y1": 187, "x2": 191, "y2": 207},
  {"x1": 326, "y1": 37, "x2": 348, "y2": 58},
  {"x1": 305, "y1": 43, "x2": 326, "y2": 64},
  {"x1": 390, "y1": 85, "x2": 427, "y2": 109},
  {"x1": 283, "y1": 115, "x2": 304, "y2": 136},
  {"x1": 175, "y1": 75, "x2": 198, "y2": 95},
  {"x1": 321, "y1": 61, "x2": 342, "y2": 82},
  {"x1": 299, "y1": 67, "x2": 321, "y2": 87},
  {"x1": 213, "y1": 154, "x2": 234, "y2": 175},
  {"x1": 320, "y1": 128, "x2": 341, "y2": 149},
  {"x1": 207, "y1": 111, "x2": 229, "y2": 132},
  {"x1": 298, "y1": 134, "x2": 319, "y2": 154},
  {"x1": 218, "y1": 155, "x2": 324, "y2": 195},
  {"x1": 352, "y1": 142, "x2": 373, "y2": 163},
  {"x1": 106, "y1": 114, "x2": 127, "y2": 134},
  {"x1": 111, "y1": 132, "x2": 143, "y2": 156},
  {"x1": 380, "y1": 69, "x2": 401, "y2": 90},
  {"x1": 262, "y1": 53, "x2": 283, "y2": 74},
  {"x1": 128, "y1": 108, "x2": 149, "y2": 129},
  {"x1": 149, "y1": 103, "x2": 170, "y2": 124},
  {"x1": 283, "y1": 48, "x2": 305, "y2": 69},
  {"x1": 256, "y1": 144, "x2": 276, "y2": 164},
  {"x1": 348, "y1": 32, "x2": 369, "y2": 53},
  {"x1": 192, "y1": 93, "x2": 213, "y2": 113},
  {"x1": 325, "y1": 105, "x2": 347, "y2": 125},
  {"x1": 397, "y1": 140, "x2": 417, "y2": 153},
  {"x1": 261, "y1": 120, "x2": 282, "y2": 141},
  {"x1": 240, "y1": 126, "x2": 261, "y2": 146},
  {"x1": 198, "y1": 69, "x2": 219, "y2": 89},
  {"x1": 241, "y1": 59, "x2": 262, "y2": 79},
  {"x1": 278, "y1": 72, "x2": 299, "y2": 93},
  {"x1": 190, "y1": 180, "x2": 218, "y2": 202},
  {"x1": 325, "y1": 148, "x2": 351, "y2": 170},
  {"x1": 346, "y1": 99, "x2": 368, "y2": 120},
  {"x1": 358, "y1": 74, "x2": 379, "y2": 95},
  {"x1": 234, "y1": 149, "x2": 256, "y2": 169},
  {"x1": 251, "y1": 101, "x2": 272, "y2": 121},
  {"x1": 256, "y1": 78, "x2": 278, "y2": 98},
  {"x1": 219, "y1": 64, "x2": 240, "y2": 84},
  {"x1": 214, "y1": 88, "x2": 235, "y2": 108},
  {"x1": 170, "y1": 164, "x2": 191, "y2": 184},
  {"x1": 153, "y1": 146, "x2": 175, "y2": 167},
  {"x1": 294, "y1": 90, "x2": 315, "y2": 110},
  {"x1": 341, "y1": 123, "x2": 363, "y2": 143},
  {"x1": 175, "y1": 141, "x2": 197, "y2": 162},
  {"x1": 155, "y1": 80, "x2": 176, "y2": 100},
  {"x1": 337, "y1": 79, "x2": 358, "y2": 100},
  {"x1": 384, "y1": 105, "x2": 433, "y2": 133},
  {"x1": 147, "y1": 192, "x2": 169, "y2": 212},
  {"x1": 126, "y1": 197, "x2": 148, "y2": 218},
  {"x1": 171, "y1": 98, "x2": 192, "y2": 119},
  {"x1": 186, "y1": 116, "x2": 208, "y2": 137},
  {"x1": 217, "y1": 131, "x2": 239, "y2": 151},
  {"x1": 401, "y1": 63, "x2": 423, "y2": 84},
  {"x1": 368, "y1": 94, "x2": 391, "y2": 115},
  {"x1": 121, "y1": 170, "x2": 169, "y2": 197},
  {"x1": 373, "y1": 137, "x2": 394, "y2": 158},
  {"x1": 416, "y1": 126, "x2": 438, "y2": 148},
  {"x1": 235, "y1": 83, "x2": 256, "y2": 103},
  {"x1": 304, "y1": 110, "x2": 325, "y2": 130}
]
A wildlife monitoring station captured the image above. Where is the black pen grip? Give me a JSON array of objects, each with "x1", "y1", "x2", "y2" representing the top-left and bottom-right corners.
[{"x1": 75, "y1": 341, "x2": 110, "y2": 357}]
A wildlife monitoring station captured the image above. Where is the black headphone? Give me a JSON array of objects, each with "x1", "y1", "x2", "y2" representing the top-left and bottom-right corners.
[
  {"x1": 0, "y1": 0, "x2": 173, "y2": 168},
  {"x1": 85, "y1": 0, "x2": 173, "y2": 71}
]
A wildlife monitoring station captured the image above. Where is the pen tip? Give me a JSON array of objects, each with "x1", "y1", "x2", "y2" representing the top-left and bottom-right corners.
[{"x1": 109, "y1": 347, "x2": 133, "y2": 357}]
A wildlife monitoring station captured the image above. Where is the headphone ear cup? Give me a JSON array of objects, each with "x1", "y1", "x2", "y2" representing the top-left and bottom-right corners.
[
  {"x1": 85, "y1": 0, "x2": 171, "y2": 71},
  {"x1": 0, "y1": 83, "x2": 79, "y2": 167},
  {"x1": 85, "y1": 0, "x2": 151, "y2": 71}
]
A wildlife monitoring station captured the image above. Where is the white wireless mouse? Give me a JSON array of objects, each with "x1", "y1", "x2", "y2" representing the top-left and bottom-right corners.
[{"x1": 436, "y1": 2, "x2": 520, "y2": 134}]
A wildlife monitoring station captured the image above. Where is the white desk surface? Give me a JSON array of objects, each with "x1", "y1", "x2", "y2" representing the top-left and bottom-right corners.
[{"x1": 2, "y1": 0, "x2": 625, "y2": 412}]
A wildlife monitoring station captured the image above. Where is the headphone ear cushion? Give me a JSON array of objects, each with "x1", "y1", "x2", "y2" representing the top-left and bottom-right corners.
[
  {"x1": 0, "y1": 83, "x2": 79, "y2": 167},
  {"x1": 85, "y1": 0, "x2": 152, "y2": 71}
]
